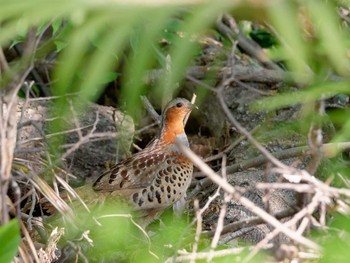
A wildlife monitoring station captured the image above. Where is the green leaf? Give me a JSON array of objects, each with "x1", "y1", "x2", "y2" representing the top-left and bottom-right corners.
[
  {"x1": 52, "y1": 19, "x2": 63, "y2": 35},
  {"x1": 155, "y1": 0, "x2": 232, "y2": 102},
  {"x1": 122, "y1": 7, "x2": 174, "y2": 116},
  {"x1": 333, "y1": 114, "x2": 350, "y2": 143},
  {"x1": 78, "y1": 13, "x2": 134, "y2": 101},
  {"x1": 249, "y1": 28, "x2": 277, "y2": 48},
  {"x1": 306, "y1": 0, "x2": 350, "y2": 76},
  {"x1": 53, "y1": 12, "x2": 113, "y2": 96},
  {"x1": 267, "y1": 0, "x2": 311, "y2": 83},
  {"x1": 54, "y1": 40, "x2": 67, "y2": 52},
  {"x1": 99, "y1": 71, "x2": 120, "y2": 85},
  {"x1": 320, "y1": 214, "x2": 350, "y2": 263},
  {"x1": 253, "y1": 81, "x2": 350, "y2": 111},
  {"x1": 0, "y1": 219, "x2": 20, "y2": 263}
]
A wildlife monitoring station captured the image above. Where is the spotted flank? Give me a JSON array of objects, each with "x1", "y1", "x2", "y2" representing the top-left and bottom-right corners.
[{"x1": 92, "y1": 98, "x2": 194, "y2": 225}]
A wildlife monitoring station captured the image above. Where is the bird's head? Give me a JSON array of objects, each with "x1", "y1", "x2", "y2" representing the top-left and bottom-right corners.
[{"x1": 160, "y1": 98, "x2": 195, "y2": 143}]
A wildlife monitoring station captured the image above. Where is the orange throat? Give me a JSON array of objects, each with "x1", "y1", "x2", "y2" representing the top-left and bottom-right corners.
[{"x1": 161, "y1": 120, "x2": 185, "y2": 144}]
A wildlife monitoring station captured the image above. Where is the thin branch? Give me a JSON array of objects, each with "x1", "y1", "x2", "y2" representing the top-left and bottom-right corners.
[
  {"x1": 167, "y1": 247, "x2": 246, "y2": 262},
  {"x1": 243, "y1": 191, "x2": 323, "y2": 262},
  {"x1": 190, "y1": 200, "x2": 202, "y2": 263},
  {"x1": 60, "y1": 111, "x2": 109, "y2": 160},
  {"x1": 175, "y1": 139, "x2": 321, "y2": 251},
  {"x1": 191, "y1": 141, "x2": 350, "y2": 195},
  {"x1": 205, "y1": 208, "x2": 295, "y2": 237},
  {"x1": 204, "y1": 125, "x2": 260, "y2": 162},
  {"x1": 216, "y1": 87, "x2": 290, "y2": 170},
  {"x1": 141, "y1": 96, "x2": 161, "y2": 125},
  {"x1": 20, "y1": 220, "x2": 41, "y2": 263},
  {"x1": 217, "y1": 14, "x2": 281, "y2": 71},
  {"x1": 0, "y1": 48, "x2": 9, "y2": 72},
  {"x1": 209, "y1": 155, "x2": 229, "y2": 257},
  {"x1": 28, "y1": 92, "x2": 80, "y2": 101},
  {"x1": 219, "y1": 227, "x2": 255, "y2": 244},
  {"x1": 256, "y1": 183, "x2": 314, "y2": 193}
]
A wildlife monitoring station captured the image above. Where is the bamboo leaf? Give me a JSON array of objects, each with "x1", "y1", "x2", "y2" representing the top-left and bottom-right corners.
[
  {"x1": 253, "y1": 81, "x2": 350, "y2": 111},
  {"x1": 306, "y1": 0, "x2": 350, "y2": 75},
  {"x1": 267, "y1": 0, "x2": 312, "y2": 83}
]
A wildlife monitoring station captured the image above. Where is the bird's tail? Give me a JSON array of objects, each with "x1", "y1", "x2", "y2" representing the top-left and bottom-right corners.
[{"x1": 39, "y1": 184, "x2": 102, "y2": 218}]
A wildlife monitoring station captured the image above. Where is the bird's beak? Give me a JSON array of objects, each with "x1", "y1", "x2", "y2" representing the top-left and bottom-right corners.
[{"x1": 183, "y1": 104, "x2": 196, "y2": 125}]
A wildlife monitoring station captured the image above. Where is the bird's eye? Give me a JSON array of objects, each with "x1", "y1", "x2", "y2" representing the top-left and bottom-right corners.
[{"x1": 176, "y1": 102, "x2": 183, "y2": 108}]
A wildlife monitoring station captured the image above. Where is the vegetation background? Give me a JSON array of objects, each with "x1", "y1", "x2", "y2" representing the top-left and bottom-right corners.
[{"x1": 1, "y1": 0, "x2": 350, "y2": 262}]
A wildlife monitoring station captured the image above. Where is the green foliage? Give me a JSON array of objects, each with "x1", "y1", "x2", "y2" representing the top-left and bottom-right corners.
[
  {"x1": 2, "y1": 0, "x2": 350, "y2": 261},
  {"x1": 254, "y1": 82, "x2": 350, "y2": 111},
  {"x1": 320, "y1": 214, "x2": 350, "y2": 263},
  {"x1": 249, "y1": 28, "x2": 278, "y2": 48},
  {"x1": 6, "y1": 0, "x2": 349, "y2": 136},
  {"x1": 268, "y1": 0, "x2": 310, "y2": 81},
  {"x1": 305, "y1": 0, "x2": 350, "y2": 75},
  {"x1": 51, "y1": 201, "x2": 196, "y2": 261},
  {"x1": 0, "y1": 219, "x2": 20, "y2": 263},
  {"x1": 268, "y1": 0, "x2": 350, "y2": 80},
  {"x1": 153, "y1": 1, "x2": 231, "y2": 102}
]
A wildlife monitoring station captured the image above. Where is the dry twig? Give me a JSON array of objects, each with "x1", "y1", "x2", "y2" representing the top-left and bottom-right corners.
[{"x1": 176, "y1": 139, "x2": 321, "y2": 251}]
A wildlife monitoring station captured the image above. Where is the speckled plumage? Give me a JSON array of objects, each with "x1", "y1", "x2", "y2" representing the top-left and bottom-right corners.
[{"x1": 92, "y1": 98, "x2": 194, "y2": 225}]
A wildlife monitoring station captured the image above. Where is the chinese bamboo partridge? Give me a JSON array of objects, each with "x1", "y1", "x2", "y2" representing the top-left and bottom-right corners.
[{"x1": 92, "y1": 98, "x2": 194, "y2": 226}]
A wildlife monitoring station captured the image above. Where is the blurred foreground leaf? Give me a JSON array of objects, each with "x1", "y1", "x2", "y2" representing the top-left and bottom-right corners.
[
  {"x1": 253, "y1": 81, "x2": 350, "y2": 111},
  {"x1": 321, "y1": 214, "x2": 350, "y2": 263},
  {"x1": 0, "y1": 219, "x2": 20, "y2": 263}
]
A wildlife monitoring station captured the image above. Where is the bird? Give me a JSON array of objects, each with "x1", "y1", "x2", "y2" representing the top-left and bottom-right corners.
[
  {"x1": 40, "y1": 98, "x2": 194, "y2": 227},
  {"x1": 90, "y1": 97, "x2": 195, "y2": 226}
]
